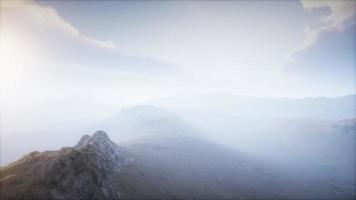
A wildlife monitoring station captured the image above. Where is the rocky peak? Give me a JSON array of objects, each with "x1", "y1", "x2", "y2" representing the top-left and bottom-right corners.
[
  {"x1": 74, "y1": 131, "x2": 124, "y2": 170},
  {"x1": 75, "y1": 130, "x2": 115, "y2": 150},
  {"x1": 75, "y1": 134, "x2": 91, "y2": 147},
  {"x1": 0, "y1": 131, "x2": 126, "y2": 200},
  {"x1": 93, "y1": 130, "x2": 110, "y2": 139}
]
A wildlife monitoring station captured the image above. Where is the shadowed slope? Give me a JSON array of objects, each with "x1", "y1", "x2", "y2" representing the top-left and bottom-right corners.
[{"x1": 0, "y1": 131, "x2": 126, "y2": 200}]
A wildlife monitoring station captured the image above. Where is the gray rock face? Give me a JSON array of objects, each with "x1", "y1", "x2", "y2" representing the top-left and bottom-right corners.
[{"x1": 0, "y1": 131, "x2": 125, "y2": 200}]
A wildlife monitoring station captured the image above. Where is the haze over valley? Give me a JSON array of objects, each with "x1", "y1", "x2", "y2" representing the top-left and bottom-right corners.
[{"x1": 0, "y1": 0, "x2": 355, "y2": 199}]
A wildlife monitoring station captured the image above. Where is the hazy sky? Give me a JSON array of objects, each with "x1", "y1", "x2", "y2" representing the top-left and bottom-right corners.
[{"x1": 0, "y1": 0, "x2": 355, "y2": 134}]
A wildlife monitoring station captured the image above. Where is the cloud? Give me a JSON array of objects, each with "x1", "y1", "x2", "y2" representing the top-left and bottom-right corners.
[
  {"x1": 299, "y1": 0, "x2": 356, "y2": 50},
  {"x1": 1, "y1": 0, "x2": 117, "y2": 50},
  {"x1": 1, "y1": 0, "x2": 185, "y2": 75}
]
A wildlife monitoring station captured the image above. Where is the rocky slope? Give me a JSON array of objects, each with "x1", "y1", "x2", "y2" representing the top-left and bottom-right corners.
[
  {"x1": 1, "y1": 130, "x2": 354, "y2": 200},
  {"x1": 0, "y1": 131, "x2": 127, "y2": 200}
]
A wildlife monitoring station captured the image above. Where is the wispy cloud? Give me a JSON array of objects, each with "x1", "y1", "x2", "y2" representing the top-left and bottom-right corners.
[
  {"x1": 1, "y1": 0, "x2": 353, "y2": 98},
  {"x1": 1, "y1": 0, "x2": 117, "y2": 50},
  {"x1": 1, "y1": 0, "x2": 185, "y2": 75},
  {"x1": 299, "y1": 0, "x2": 355, "y2": 51}
]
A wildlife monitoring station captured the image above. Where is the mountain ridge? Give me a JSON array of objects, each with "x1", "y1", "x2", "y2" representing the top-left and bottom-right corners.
[
  {"x1": 1, "y1": 129, "x2": 355, "y2": 199},
  {"x1": 0, "y1": 130, "x2": 127, "y2": 200}
]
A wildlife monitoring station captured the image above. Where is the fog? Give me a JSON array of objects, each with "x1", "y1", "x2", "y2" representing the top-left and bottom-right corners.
[
  {"x1": 1, "y1": 93, "x2": 355, "y2": 198},
  {"x1": 1, "y1": 1, "x2": 356, "y2": 199},
  {"x1": 2, "y1": 93, "x2": 355, "y2": 180}
]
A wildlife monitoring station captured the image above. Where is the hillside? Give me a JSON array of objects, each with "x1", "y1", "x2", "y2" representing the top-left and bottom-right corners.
[{"x1": 1, "y1": 131, "x2": 354, "y2": 199}]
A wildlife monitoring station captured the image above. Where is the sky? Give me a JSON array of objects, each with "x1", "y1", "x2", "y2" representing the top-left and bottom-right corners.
[{"x1": 0, "y1": 0, "x2": 355, "y2": 135}]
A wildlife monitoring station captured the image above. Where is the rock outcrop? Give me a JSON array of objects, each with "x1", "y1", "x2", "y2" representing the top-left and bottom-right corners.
[{"x1": 0, "y1": 130, "x2": 125, "y2": 200}]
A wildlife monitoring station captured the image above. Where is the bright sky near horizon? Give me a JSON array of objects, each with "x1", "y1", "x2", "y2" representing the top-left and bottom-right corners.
[{"x1": 0, "y1": 0, "x2": 355, "y2": 134}]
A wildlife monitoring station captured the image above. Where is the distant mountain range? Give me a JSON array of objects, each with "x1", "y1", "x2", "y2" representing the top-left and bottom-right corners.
[
  {"x1": 94, "y1": 105, "x2": 197, "y2": 142},
  {"x1": 152, "y1": 92, "x2": 356, "y2": 119}
]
